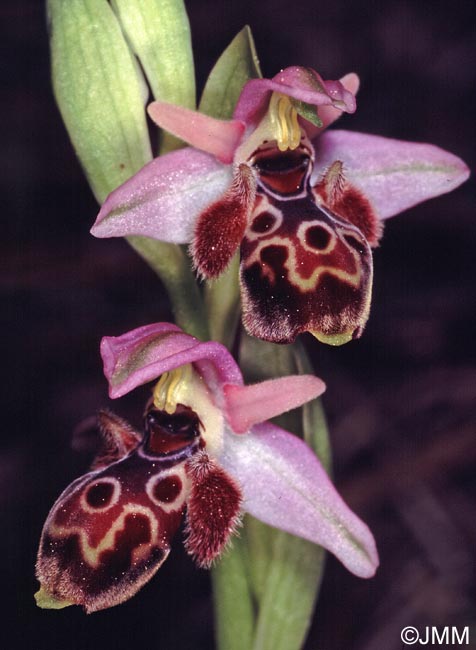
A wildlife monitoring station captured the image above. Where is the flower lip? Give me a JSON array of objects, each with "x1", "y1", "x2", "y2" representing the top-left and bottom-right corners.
[{"x1": 234, "y1": 66, "x2": 357, "y2": 127}]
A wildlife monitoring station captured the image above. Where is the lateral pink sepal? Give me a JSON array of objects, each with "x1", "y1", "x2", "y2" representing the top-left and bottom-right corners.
[
  {"x1": 100, "y1": 323, "x2": 243, "y2": 399},
  {"x1": 91, "y1": 148, "x2": 230, "y2": 242},
  {"x1": 223, "y1": 375, "x2": 326, "y2": 433},
  {"x1": 147, "y1": 102, "x2": 245, "y2": 164},
  {"x1": 220, "y1": 422, "x2": 379, "y2": 578},
  {"x1": 313, "y1": 130, "x2": 470, "y2": 219}
]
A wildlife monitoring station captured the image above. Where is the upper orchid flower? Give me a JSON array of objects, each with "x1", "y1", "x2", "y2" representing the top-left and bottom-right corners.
[
  {"x1": 92, "y1": 67, "x2": 469, "y2": 345},
  {"x1": 35, "y1": 323, "x2": 378, "y2": 613}
]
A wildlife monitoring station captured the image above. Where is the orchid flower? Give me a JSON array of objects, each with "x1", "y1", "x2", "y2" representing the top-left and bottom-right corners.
[
  {"x1": 35, "y1": 323, "x2": 378, "y2": 613},
  {"x1": 92, "y1": 66, "x2": 469, "y2": 346}
]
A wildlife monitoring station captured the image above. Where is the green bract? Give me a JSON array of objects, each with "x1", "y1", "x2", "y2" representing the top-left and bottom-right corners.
[{"x1": 48, "y1": 0, "x2": 152, "y2": 202}]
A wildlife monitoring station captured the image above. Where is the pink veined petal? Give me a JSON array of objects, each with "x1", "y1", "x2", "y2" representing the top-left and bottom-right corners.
[
  {"x1": 234, "y1": 66, "x2": 356, "y2": 126},
  {"x1": 223, "y1": 375, "x2": 326, "y2": 434},
  {"x1": 91, "y1": 148, "x2": 231, "y2": 242},
  {"x1": 313, "y1": 130, "x2": 470, "y2": 219},
  {"x1": 219, "y1": 422, "x2": 379, "y2": 578},
  {"x1": 148, "y1": 102, "x2": 245, "y2": 164},
  {"x1": 101, "y1": 323, "x2": 243, "y2": 399}
]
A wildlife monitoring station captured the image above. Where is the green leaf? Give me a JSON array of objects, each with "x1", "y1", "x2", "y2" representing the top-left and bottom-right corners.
[
  {"x1": 48, "y1": 0, "x2": 207, "y2": 338},
  {"x1": 199, "y1": 25, "x2": 262, "y2": 120},
  {"x1": 251, "y1": 530, "x2": 325, "y2": 650},
  {"x1": 47, "y1": 0, "x2": 152, "y2": 203},
  {"x1": 111, "y1": 0, "x2": 195, "y2": 153},
  {"x1": 243, "y1": 515, "x2": 275, "y2": 601},
  {"x1": 112, "y1": 0, "x2": 195, "y2": 107}
]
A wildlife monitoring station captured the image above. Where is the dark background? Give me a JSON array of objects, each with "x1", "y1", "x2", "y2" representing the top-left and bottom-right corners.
[{"x1": 3, "y1": 1, "x2": 475, "y2": 649}]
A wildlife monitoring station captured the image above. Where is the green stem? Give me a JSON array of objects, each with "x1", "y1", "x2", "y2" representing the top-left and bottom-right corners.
[
  {"x1": 212, "y1": 534, "x2": 255, "y2": 650},
  {"x1": 127, "y1": 236, "x2": 209, "y2": 340},
  {"x1": 294, "y1": 341, "x2": 331, "y2": 469},
  {"x1": 205, "y1": 254, "x2": 241, "y2": 348}
]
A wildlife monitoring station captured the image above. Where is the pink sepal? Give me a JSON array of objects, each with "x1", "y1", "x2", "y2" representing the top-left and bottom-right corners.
[
  {"x1": 91, "y1": 148, "x2": 230, "y2": 242},
  {"x1": 223, "y1": 375, "x2": 325, "y2": 434},
  {"x1": 234, "y1": 66, "x2": 356, "y2": 126},
  {"x1": 313, "y1": 130, "x2": 470, "y2": 219},
  {"x1": 220, "y1": 421, "x2": 379, "y2": 578},
  {"x1": 148, "y1": 102, "x2": 245, "y2": 164},
  {"x1": 101, "y1": 323, "x2": 243, "y2": 399},
  {"x1": 304, "y1": 73, "x2": 360, "y2": 140}
]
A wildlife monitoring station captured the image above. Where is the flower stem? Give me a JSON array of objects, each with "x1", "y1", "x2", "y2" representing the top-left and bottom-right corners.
[
  {"x1": 212, "y1": 534, "x2": 255, "y2": 650},
  {"x1": 205, "y1": 254, "x2": 241, "y2": 348},
  {"x1": 127, "y1": 235, "x2": 209, "y2": 341}
]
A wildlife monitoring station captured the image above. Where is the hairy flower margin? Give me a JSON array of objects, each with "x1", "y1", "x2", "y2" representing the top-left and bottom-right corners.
[
  {"x1": 92, "y1": 66, "x2": 469, "y2": 345},
  {"x1": 35, "y1": 323, "x2": 378, "y2": 613}
]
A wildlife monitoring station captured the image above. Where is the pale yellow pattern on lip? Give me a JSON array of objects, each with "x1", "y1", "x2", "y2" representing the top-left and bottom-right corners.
[
  {"x1": 243, "y1": 230, "x2": 363, "y2": 291},
  {"x1": 48, "y1": 503, "x2": 161, "y2": 569}
]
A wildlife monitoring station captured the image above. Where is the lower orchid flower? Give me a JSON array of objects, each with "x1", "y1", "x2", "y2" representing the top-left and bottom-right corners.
[
  {"x1": 35, "y1": 323, "x2": 378, "y2": 613},
  {"x1": 91, "y1": 66, "x2": 469, "y2": 346}
]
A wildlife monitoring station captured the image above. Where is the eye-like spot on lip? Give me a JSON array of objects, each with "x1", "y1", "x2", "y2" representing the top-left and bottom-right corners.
[
  {"x1": 305, "y1": 225, "x2": 331, "y2": 250},
  {"x1": 146, "y1": 472, "x2": 187, "y2": 510},
  {"x1": 82, "y1": 478, "x2": 120, "y2": 513},
  {"x1": 251, "y1": 212, "x2": 276, "y2": 234},
  {"x1": 260, "y1": 245, "x2": 288, "y2": 268},
  {"x1": 152, "y1": 475, "x2": 182, "y2": 504}
]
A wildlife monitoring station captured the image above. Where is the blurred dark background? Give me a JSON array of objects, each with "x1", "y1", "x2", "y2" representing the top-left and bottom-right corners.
[{"x1": 3, "y1": 1, "x2": 475, "y2": 649}]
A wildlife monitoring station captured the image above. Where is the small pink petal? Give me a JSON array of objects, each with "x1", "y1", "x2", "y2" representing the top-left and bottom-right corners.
[
  {"x1": 148, "y1": 102, "x2": 245, "y2": 164},
  {"x1": 220, "y1": 422, "x2": 379, "y2": 578},
  {"x1": 91, "y1": 148, "x2": 230, "y2": 242},
  {"x1": 234, "y1": 66, "x2": 356, "y2": 126},
  {"x1": 313, "y1": 130, "x2": 470, "y2": 219},
  {"x1": 223, "y1": 375, "x2": 326, "y2": 433},
  {"x1": 101, "y1": 323, "x2": 243, "y2": 399}
]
